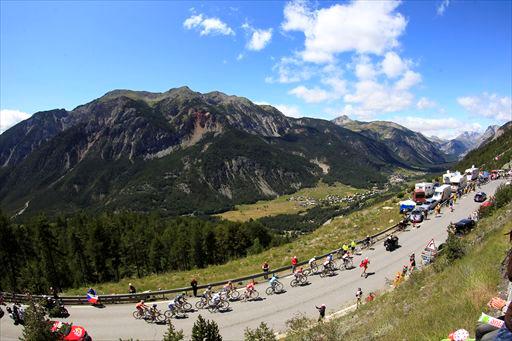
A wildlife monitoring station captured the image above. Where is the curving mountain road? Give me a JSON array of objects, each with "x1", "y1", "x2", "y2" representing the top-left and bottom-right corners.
[{"x1": 1, "y1": 180, "x2": 504, "y2": 341}]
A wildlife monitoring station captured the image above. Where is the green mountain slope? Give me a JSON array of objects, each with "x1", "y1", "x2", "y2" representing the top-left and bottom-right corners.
[{"x1": 1, "y1": 87, "x2": 440, "y2": 217}]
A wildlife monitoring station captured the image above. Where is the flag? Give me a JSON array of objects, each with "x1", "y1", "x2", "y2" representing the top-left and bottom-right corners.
[{"x1": 87, "y1": 293, "x2": 98, "y2": 304}]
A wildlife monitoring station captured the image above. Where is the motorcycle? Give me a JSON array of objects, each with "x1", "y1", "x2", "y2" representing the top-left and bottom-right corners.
[{"x1": 384, "y1": 235, "x2": 399, "y2": 251}]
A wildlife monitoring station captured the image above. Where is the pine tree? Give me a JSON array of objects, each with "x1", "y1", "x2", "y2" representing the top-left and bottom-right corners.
[
  {"x1": 192, "y1": 315, "x2": 222, "y2": 341},
  {"x1": 20, "y1": 300, "x2": 57, "y2": 341},
  {"x1": 244, "y1": 322, "x2": 277, "y2": 341},
  {"x1": 163, "y1": 321, "x2": 185, "y2": 341}
]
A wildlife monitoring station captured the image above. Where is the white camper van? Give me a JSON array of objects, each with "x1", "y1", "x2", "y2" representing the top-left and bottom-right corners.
[
  {"x1": 415, "y1": 182, "x2": 434, "y2": 197},
  {"x1": 450, "y1": 172, "x2": 467, "y2": 192},
  {"x1": 433, "y1": 184, "x2": 451, "y2": 202},
  {"x1": 465, "y1": 165, "x2": 479, "y2": 181},
  {"x1": 443, "y1": 170, "x2": 457, "y2": 184}
]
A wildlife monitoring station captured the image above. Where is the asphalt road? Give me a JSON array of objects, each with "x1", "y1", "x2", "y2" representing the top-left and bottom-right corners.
[{"x1": 0, "y1": 180, "x2": 503, "y2": 341}]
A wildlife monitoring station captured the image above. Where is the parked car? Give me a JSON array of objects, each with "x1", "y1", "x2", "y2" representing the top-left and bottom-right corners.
[
  {"x1": 452, "y1": 219, "x2": 476, "y2": 235},
  {"x1": 50, "y1": 321, "x2": 92, "y2": 341},
  {"x1": 409, "y1": 209, "x2": 424, "y2": 223},
  {"x1": 474, "y1": 192, "x2": 487, "y2": 202},
  {"x1": 420, "y1": 198, "x2": 438, "y2": 211}
]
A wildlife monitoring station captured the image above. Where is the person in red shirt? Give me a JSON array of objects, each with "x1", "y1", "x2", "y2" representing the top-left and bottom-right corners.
[
  {"x1": 291, "y1": 256, "x2": 298, "y2": 273},
  {"x1": 360, "y1": 257, "x2": 370, "y2": 278}
]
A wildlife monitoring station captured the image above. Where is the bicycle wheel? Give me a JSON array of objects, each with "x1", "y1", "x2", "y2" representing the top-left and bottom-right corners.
[
  {"x1": 220, "y1": 300, "x2": 229, "y2": 311},
  {"x1": 164, "y1": 309, "x2": 175, "y2": 319},
  {"x1": 300, "y1": 275, "x2": 308, "y2": 284},
  {"x1": 290, "y1": 279, "x2": 298, "y2": 287},
  {"x1": 265, "y1": 287, "x2": 274, "y2": 295},
  {"x1": 275, "y1": 282, "x2": 284, "y2": 292},
  {"x1": 133, "y1": 310, "x2": 143, "y2": 319},
  {"x1": 346, "y1": 258, "x2": 353, "y2": 269},
  {"x1": 319, "y1": 270, "x2": 326, "y2": 278},
  {"x1": 156, "y1": 312, "x2": 166, "y2": 323},
  {"x1": 311, "y1": 264, "x2": 318, "y2": 273},
  {"x1": 230, "y1": 290, "x2": 240, "y2": 300},
  {"x1": 195, "y1": 300, "x2": 206, "y2": 309},
  {"x1": 303, "y1": 268, "x2": 311, "y2": 276},
  {"x1": 182, "y1": 302, "x2": 192, "y2": 311},
  {"x1": 207, "y1": 304, "x2": 218, "y2": 313},
  {"x1": 252, "y1": 290, "x2": 259, "y2": 299}
]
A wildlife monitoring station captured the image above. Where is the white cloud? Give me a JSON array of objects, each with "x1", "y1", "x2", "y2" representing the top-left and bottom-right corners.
[
  {"x1": 237, "y1": 53, "x2": 244, "y2": 61},
  {"x1": 0, "y1": 109, "x2": 31, "y2": 134},
  {"x1": 289, "y1": 86, "x2": 333, "y2": 103},
  {"x1": 396, "y1": 116, "x2": 482, "y2": 139},
  {"x1": 437, "y1": 0, "x2": 450, "y2": 16},
  {"x1": 394, "y1": 70, "x2": 422, "y2": 91},
  {"x1": 355, "y1": 58, "x2": 377, "y2": 80},
  {"x1": 273, "y1": 104, "x2": 303, "y2": 118},
  {"x1": 381, "y1": 51, "x2": 408, "y2": 78},
  {"x1": 247, "y1": 28, "x2": 273, "y2": 51},
  {"x1": 457, "y1": 93, "x2": 512, "y2": 121},
  {"x1": 416, "y1": 97, "x2": 437, "y2": 110},
  {"x1": 282, "y1": 0, "x2": 407, "y2": 63},
  {"x1": 183, "y1": 14, "x2": 235, "y2": 36},
  {"x1": 266, "y1": 56, "x2": 315, "y2": 83},
  {"x1": 344, "y1": 79, "x2": 415, "y2": 117},
  {"x1": 289, "y1": 75, "x2": 347, "y2": 103}
]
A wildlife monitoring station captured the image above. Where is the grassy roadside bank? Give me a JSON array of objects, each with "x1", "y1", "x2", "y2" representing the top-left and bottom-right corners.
[
  {"x1": 65, "y1": 198, "x2": 401, "y2": 295},
  {"x1": 284, "y1": 201, "x2": 512, "y2": 341}
]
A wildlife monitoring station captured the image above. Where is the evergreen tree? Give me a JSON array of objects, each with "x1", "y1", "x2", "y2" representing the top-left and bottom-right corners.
[
  {"x1": 244, "y1": 322, "x2": 277, "y2": 341},
  {"x1": 163, "y1": 321, "x2": 185, "y2": 341},
  {"x1": 0, "y1": 212, "x2": 20, "y2": 291},
  {"x1": 192, "y1": 315, "x2": 222, "y2": 341},
  {"x1": 20, "y1": 300, "x2": 56, "y2": 341}
]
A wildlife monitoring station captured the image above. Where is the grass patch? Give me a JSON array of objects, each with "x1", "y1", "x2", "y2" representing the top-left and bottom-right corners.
[
  {"x1": 285, "y1": 203, "x2": 512, "y2": 341},
  {"x1": 216, "y1": 182, "x2": 363, "y2": 222},
  {"x1": 64, "y1": 197, "x2": 401, "y2": 295}
]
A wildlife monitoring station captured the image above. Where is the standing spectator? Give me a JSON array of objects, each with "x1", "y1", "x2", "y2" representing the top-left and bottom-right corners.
[
  {"x1": 360, "y1": 257, "x2": 370, "y2": 278},
  {"x1": 190, "y1": 278, "x2": 198, "y2": 297},
  {"x1": 410, "y1": 253, "x2": 416, "y2": 271},
  {"x1": 315, "y1": 304, "x2": 326, "y2": 321},
  {"x1": 356, "y1": 288, "x2": 363, "y2": 308},
  {"x1": 291, "y1": 256, "x2": 298, "y2": 274},
  {"x1": 423, "y1": 209, "x2": 428, "y2": 221},
  {"x1": 435, "y1": 204, "x2": 442, "y2": 217},
  {"x1": 262, "y1": 261, "x2": 269, "y2": 280},
  {"x1": 128, "y1": 283, "x2": 136, "y2": 294},
  {"x1": 449, "y1": 198, "x2": 454, "y2": 212}
]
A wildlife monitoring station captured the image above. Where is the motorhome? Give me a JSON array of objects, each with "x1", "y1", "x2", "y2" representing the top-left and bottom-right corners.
[
  {"x1": 465, "y1": 165, "x2": 479, "y2": 181},
  {"x1": 412, "y1": 182, "x2": 434, "y2": 203},
  {"x1": 449, "y1": 171, "x2": 467, "y2": 192},
  {"x1": 443, "y1": 170, "x2": 457, "y2": 184},
  {"x1": 432, "y1": 184, "x2": 451, "y2": 202}
]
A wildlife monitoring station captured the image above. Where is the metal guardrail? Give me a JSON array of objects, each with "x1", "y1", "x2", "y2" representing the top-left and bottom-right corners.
[{"x1": 2, "y1": 195, "x2": 458, "y2": 305}]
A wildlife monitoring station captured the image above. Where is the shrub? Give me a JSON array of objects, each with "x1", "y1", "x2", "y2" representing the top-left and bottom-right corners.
[
  {"x1": 163, "y1": 321, "x2": 185, "y2": 341},
  {"x1": 20, "y1": 300, "x2": 56, "y2": 341},
  {"x1": 444, "y1": 234, "x2": 466, "y2": 263},
  {"x1": 192, "y1": 315, "x2": 222, "y2": 341},
  {"x1": 244, "y1": 322, "x2": 277, "y2": 341}
]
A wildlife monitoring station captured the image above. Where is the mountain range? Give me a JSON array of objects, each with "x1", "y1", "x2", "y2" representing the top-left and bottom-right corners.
[
  {"x1": 429, "y1": 125, "x2": 500, "y2": 158},
  {"x1": 0, "y1": 86, "x2": 499, "y2": 217}
]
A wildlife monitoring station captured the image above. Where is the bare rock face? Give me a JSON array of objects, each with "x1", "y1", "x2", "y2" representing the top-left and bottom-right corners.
[{"x1": 0, "y1": 87, "x2": 443, "y2": 217}]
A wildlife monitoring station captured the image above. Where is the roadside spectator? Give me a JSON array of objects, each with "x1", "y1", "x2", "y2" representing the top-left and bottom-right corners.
[
  {"x1": 365, "y1": 292, "x2": 376, "y2": 303},
  {"x1": 424, "y1": 209, "x2": 428, "y2": 221},
  {"x1": 449, "y1": 198, "x2": 454, "y2": 212},
  {"x1": 316, "y1": 304, "x2": 326, "y2": 321},
  {"x1": 435, "y1": 204, "x2": 442, "y2": 217},
  {"x1": 291, "y1": 256, "x2": 298, "y2": 274},
  {"x1": 356, "y1": 288, "x2": 363, "y2": 308},
  {"x1": 128, "y1": 283, "x2": 136, "y2": 294},
  {"x1": 190, "y1": 278, "x2": 198, "y2": 297},
  {"x1": 410, "y1": 253, "x2": 416, "y2": 271},
  {"x1": 262, "y1": 261, "x2": 269, "y2": 280},
  {"x1": 360, "y1": 257, "x2": 370, "y2": 278}
]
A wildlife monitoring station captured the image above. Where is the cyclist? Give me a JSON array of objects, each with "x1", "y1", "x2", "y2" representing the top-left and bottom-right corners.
[
  {"x1": 203, "y1": 286, "x2": 213, "y2": 300},
  {"x1": 148, "y1": 303, "x2": 159, "y2": 321},
  {"x1": 350, "y1": 240, "x2": 357, "y2": 253},
  {"x1": 135, "y1": 300, "x2": 147, "y2": 317},
  {"x1": 294, "y1": 267, "x2": 304, "y2": 279},
  {"x1": 167, "y1": 298, "x2": 177, "y2": 314},
  {"x1": 308, "y1": 257, "x2": 317, "y2": 268},
  {"x1": 360, "y1": 257, "x2": 370, "y2": 278},
  {"x1": 245, "y1": 280, "x2": 256, "y2": 299},
  {"x1": 223, "y1": 281, "x2": 234, "y2": 293},
  {"x1": 175, "y1": 292, "x2": 186, "y2": 306},
  {"x1": 327, "y1": 253, "x2": 333, "y2": 263},
  {"x1": 211, "y1": 292, "x2": 222, "y2": 308},
  {"x1": 269, "y1": 274, "x2": 279, "y2": 289}
]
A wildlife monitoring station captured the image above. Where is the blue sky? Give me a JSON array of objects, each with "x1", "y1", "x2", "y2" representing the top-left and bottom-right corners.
[{"x1": 1, "y1": 0, "x2": 511, "y2": 138}]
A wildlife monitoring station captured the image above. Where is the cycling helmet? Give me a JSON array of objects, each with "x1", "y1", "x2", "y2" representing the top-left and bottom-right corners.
[
  {"x1": 141, "y1": 300, "x2": 144, "y2": 303},
  {"x1": 208, "y1": 285, "x2": 212, "y2": 289},
  {"x1": 321, "y1": 304, "x2": 326, "y2": 307},
  {"x1": 152, "y1": 303, "x2": 157, "y2": 307}
]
